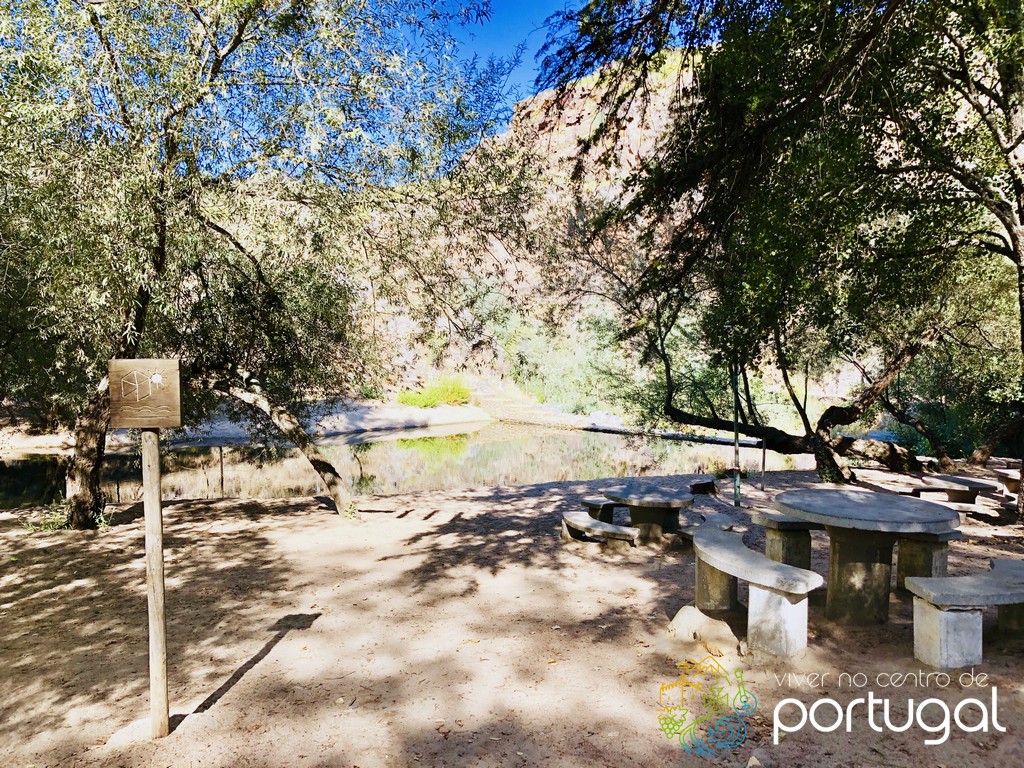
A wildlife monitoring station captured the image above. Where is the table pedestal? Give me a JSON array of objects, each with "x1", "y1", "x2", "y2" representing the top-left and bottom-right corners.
[
  {"x1": 627, "y1": 506, "x2": 679, "y2": 543},
  {"x1": 999, "y1": 604, "x2": 1024, "y2": 634},
  {"x1": 696, "y1": 557, "x2": 738, "y2": 611},
  {"x1": 896, "y1": 537, "x2": 949, "y2": 590},
  {"x1": 944, "y1": 488, "x2": 979, "y2": 504},
  {"x1": 825, "y1": 528, "x2": 896, "y2": 624},
  {"x1": 765, "y1": 529, "x2": 813, "y2": 570}
]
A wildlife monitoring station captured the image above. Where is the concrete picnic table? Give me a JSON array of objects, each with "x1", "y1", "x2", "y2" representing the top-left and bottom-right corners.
[
  {"x1": 604, "y1": 483, "x2": 694, "y2": 543},
  {"x1": 773, "y1": 488, "x2": 959, "y2": 625},
  {"x1": 919, "y1": 474, "x2": 1001, "y2": 503}
]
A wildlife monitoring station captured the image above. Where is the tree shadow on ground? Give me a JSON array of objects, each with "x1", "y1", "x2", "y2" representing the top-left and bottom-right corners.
[
  {"x1": 377, "y1": 476, "x2": 709, "y2": 600},
  {"x1": 372, "y1": 475, "x2": 756, "y2": 638},
  {"x1": 0, "y1": 498, "x2": 329, "y2": 762},
  {"x1": 170, "y1": 612, "x2": 322, "y2": 733}
]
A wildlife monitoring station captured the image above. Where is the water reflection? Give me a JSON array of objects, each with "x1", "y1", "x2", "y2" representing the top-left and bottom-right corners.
[{"x1": 1, "y1": 422, "x2": 814, "y2": 508}]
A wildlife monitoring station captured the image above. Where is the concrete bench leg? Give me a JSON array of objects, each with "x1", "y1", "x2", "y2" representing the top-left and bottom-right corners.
[
  {"x1": 998, "y1": 603, "x2": 1024, "y2": 634},
  {"x1": 897, "y1": 539, "x2": 949, "y2": 590},
  {"x1": 584, "y1": 502, "x2": 616, "y2": 524},
  {"x1": 601, "y1": 537, "x2": 633, "y2": 554},
  {"x1": 765, "y1": 529, "x2": 812, "y2": 570},
  {"x1": 945, "y1": 489, "x2": 979, "y2": 504},
  {"x1": 748, "y1": 585, "x2": 808, "y2": 656},
  {"x1": 913, "y1": 597, "x2": 982, "y2": 669},
  {"x1": 560, "y1": 520, "x2": 586, "y2": 542},
  {"x1": 696, "y1": 556, "x2": 737, "y2": 611}
]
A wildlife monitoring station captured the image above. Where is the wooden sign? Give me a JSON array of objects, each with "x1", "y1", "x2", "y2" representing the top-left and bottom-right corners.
[
  {"x1": 108, "y1": 358, "x2": 179, "y2": 737},
  {"x1": 108, "y1": 359, "x2": 181, "y2": 429}
]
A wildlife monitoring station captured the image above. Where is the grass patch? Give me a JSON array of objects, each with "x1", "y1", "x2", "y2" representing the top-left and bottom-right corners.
[
  {"x1": 396, "y1": 376, "x2": 471, "y2": 408},
  {"x1": 22, "y1": 501, "x2": 71, "y2": 531},
  {"x1": 22, "y1": 500, "x2": 110, "y2": 531}
]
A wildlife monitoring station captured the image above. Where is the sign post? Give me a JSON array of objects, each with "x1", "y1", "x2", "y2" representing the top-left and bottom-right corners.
[
  {"x1": 732, "y1": 364, "x2": 741, "y2": 507},
  {"x1": 109, "y1": 359, "x2": 181, "y2": 739}
]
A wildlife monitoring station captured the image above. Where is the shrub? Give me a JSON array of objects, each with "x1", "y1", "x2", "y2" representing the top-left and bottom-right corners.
[
  {"x1": 22, "y1": 502, "x2": 71, "y2": 531},
  {"x1": 396, "y1": 376, "x2": 471, "y2": 408}
]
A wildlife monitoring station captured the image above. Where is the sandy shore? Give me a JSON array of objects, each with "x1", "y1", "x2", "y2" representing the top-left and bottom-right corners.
[{"x1": 1, "y1": 469, "x2": 1022, "y2": 767}]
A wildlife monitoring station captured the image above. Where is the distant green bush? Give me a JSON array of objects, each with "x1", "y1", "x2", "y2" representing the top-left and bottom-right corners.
[
  {"x1": 358, "y1": 382, "x2": 386, "y2": 400},
  {"x1": 396, "y1": 376, "x2": 471, "y2": 408}
]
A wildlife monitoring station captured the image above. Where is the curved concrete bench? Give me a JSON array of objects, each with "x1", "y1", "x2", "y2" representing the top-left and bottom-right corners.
[
  {"x1": 561, "y1": 508, "x2": 639, "y2": 553},
  {"x1": 692, "y1": 527, "x2": 824, "y2": 656},
  {"x1": 696, "y1": 511, "x2": 736, "y2": 530},
  {"x1": 677, "y1": 510, "x2": 735, "y2": 541},
  {"x1": 906, "y1": 569, "x2": 1024, "y2": 668}
]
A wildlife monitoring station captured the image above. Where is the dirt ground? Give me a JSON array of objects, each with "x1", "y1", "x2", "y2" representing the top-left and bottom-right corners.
[{"x1": 1, "y1": 468, "x2": 1023, "y2": 768}]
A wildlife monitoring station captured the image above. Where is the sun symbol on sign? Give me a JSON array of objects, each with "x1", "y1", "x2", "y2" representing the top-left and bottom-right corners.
[{"x1": 121, "y1": 370, "x2": 164, "y2": 402}]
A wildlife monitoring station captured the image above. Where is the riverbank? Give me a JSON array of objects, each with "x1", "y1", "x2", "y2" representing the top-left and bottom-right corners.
[
  {"x1": 0, "y1": 401, "x2": 497, "y2": 457},
  {"x1": 1, "y1": 468, "x2": 1021, "y2": 767}
]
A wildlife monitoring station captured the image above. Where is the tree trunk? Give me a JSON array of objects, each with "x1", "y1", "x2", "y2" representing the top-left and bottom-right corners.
[
  {"x1": 968, "y1": 444, "x2": 992, "y2": 466},
  {"x1": 1011, "y1": 252, "x2": 1019, "y2": 524},
  {"x1": 775, "y1": 330, "x2": 813, "y2": 436},
  {"x1": 217, "y1": 377, "x2": 351, "y2": 514},
  {"x1": 968, "y1": 415, "x2": 1024, "y2": 466},
  {"x1": 830, "y1": 436, "x2": 922, "y2": 473},
  {"x1": 664, "y1": 401, "x2": 810, "y2": 453},
  {"x1": 811, "y1": 431, "x2": 853, "y2": 482},
  {"x1": 809, "y1": 328, "x2": 940, "y2": 481},
  {"x1": 879, "y1": 397, "x2": 955, "y2": 470},
  {"x1": 655, "y1": 318, "x2": 939, "y2": 480},
  {"x1": 63, "y1": 224, "x2": 161, "y2": 528},
  {"x1": 815, "y1": 327, "x2": 942, "y2": 435},
  {"x1": 65, "y1": 389, "x2": 110, "y2": 529}
]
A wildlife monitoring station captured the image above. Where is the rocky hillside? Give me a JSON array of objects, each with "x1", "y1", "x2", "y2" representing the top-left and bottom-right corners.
[{"x1": 506, "y1": 53, "x2": 687, "y2": 197}]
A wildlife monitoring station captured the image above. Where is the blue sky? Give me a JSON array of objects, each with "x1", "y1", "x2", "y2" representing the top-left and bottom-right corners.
[{"x1": 456, "y1": 0, "x2": 574, "y2": 99}]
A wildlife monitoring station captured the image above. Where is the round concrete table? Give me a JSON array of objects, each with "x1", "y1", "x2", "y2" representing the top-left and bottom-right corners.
[
  {"x1": 920, "y1": 474, "x2": 1000, "y2": 503},
  {"x1": 604, "y1": 484, "x2": 694, "y2": 543},
  {"x1": 773, "y1": 489, "x2": 959, "y2": 625}
]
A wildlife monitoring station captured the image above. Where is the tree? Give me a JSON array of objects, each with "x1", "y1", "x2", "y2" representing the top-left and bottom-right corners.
[
  {"x1": 0, "y1": 0, "x2": 525, "y2": 527},
  {"x1": 535, "y1": 0, "x2": 1023, "y2": 487}
]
